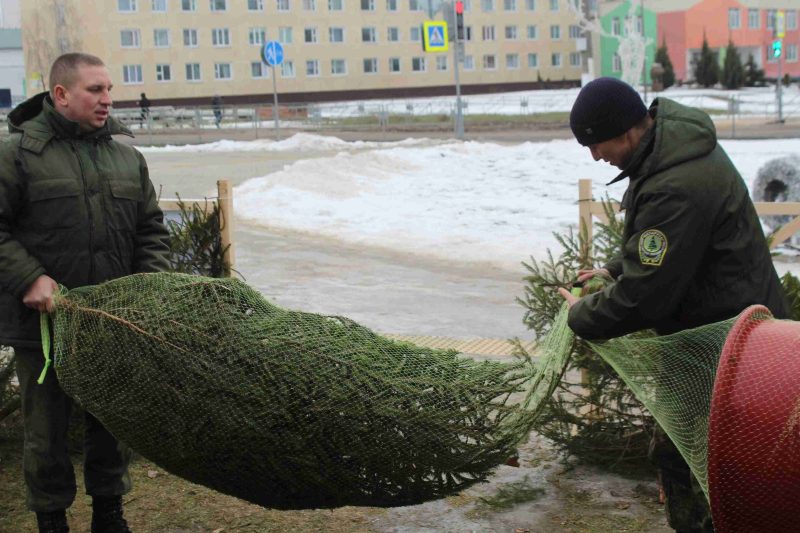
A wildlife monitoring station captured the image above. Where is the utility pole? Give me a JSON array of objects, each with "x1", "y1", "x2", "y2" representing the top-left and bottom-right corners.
[
  {"x1": 775, "y1": 11, "x2": 785, "y2": 123},
  {"x1": 641, "y1": 0, "x2": 647, "y2": 102},
  {"x1": 453, "y1": 0, "x2": 465, "y2": 139}
]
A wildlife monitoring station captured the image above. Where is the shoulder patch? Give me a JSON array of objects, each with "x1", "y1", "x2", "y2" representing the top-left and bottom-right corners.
[{"x1": 639, "y1": 229, "x2": 668, "y2": 266}]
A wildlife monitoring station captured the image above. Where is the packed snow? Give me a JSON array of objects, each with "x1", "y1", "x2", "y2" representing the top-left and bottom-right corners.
[{"x1": 145, "y1": 133, "x2": 799, "y2": 271}]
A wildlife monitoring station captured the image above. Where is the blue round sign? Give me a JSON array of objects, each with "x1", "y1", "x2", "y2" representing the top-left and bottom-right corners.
[{"x1": 261, "y1": 41, "x2": 284, "y2": 66}]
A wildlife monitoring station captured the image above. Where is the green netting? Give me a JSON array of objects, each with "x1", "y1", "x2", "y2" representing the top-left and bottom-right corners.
[
  {"x1": 589, "y1": 319, "x2": 737, "y2": 499},
  {"x1": 48, "y1": 272, "x2": 574, "y2": 509}
]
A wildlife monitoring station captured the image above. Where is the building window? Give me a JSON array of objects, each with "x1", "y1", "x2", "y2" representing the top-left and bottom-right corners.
[
  {"x1": 551, "y1": 52, "x2": 562, "y2": 67},
  {"x1": 303, "y1": 0, "x2": 316, "y2": 9},
  {"x1": 389, "y1": 57, "x2": 401, "y2": 72},
  {"x1": 328, "y1": 0, "x2": 343, "y2": 9},
  {"x1": 506, "y1": 53, "x2": 519, "y2": 69},
  {"x1": 118, "y1": 0, "x2": 137, "y2": 11},
  {"x1": 362, "y1": 27, "x2": 377, "y2": 42},
  {"x1": 635, "y1": 15, "x2": 642, "y2": 34},
  {"x1": 462, "y1": 0, "x2": 472, "y2": 11},
  {"x1": 569, "y1": 52, "x2": 581, "y2": 66},
  {"x1": 549, "y1": 0, "x2": 557, "y2": 10},
  {"x1": 729, "y1": 8, "x2": 740, "y2": 29},
  {"x1": 210, "y1": 0, "x2": 226, "y2": 10},
  {"x1": 388, "y1": 27, "x2": 400, "y2": 41},
  {"x1": 787, "y1": 43, "x2": 798, "y2": 62},
  {"x1": 331, "y1": 59, "x2": 347, "y2": 75},
  {"x1": 185, "y1": 63, "x2": 201, "y2": 81},
  {"x1": 463, "y1": 55, "x2": 474, "y2": 70},
  {"x1": 387, "y1": 0, "x2": 397, "y2": 10},
  {"x1": 214, "y1": 63, "x2": 232, "y2": 79},
  {"x1": 436, "y1": 55, "x2": 448, "y2": 71},
  {"x1": 505, "y1": 25, "x2": 517, "y2": 39},
  {"x1": 277, "y1": 0, "x2": 290, "y2": 10},
  {"x1": 412, "y1": 57, "x2": 426, "y2": 71},
  {"x1": 550, "y1": 25, "x2": 560, "y2": 39},
  {"x1": 527, "y1": 52, "x2": 538, "y2": 67},
  {"x1": 361, "y1": 0, "x2": 375, "y2": 9},
  {"x1": 152, "y1": 0, "x2": 167, "y2": 11},
  {"x1": 122, "y1": 64, "x2": 143, "y2": 84},
  {"x1": 525, "y1": 0, "x2": 534, "y2": 9},
  {"x1": 503, "y1": 0, "x2": 515, "y2": 10},
  {"x1": 248, "y1": 0, "x2": 264, "y2": 8},
  {"x1": 481, "y1": 0, "x2": 494, "y2": 12},
  {"x1": 482, "y1": 25, "x2": 495, "y2": 40},
  {"x1": 748, "y1": 8, "x2": 759, "y2": 28},
  {"x1": 281, "y1": 61, "x2": 295, "y2": 77},
  {"x1": 409, "y1": 0, "x2": 423, "y2": 10},
  {"x1": 304, "y1": 27, "x2": 318, "y2": 43},
  {"x1": 120, "y1": 29, "x2": 141, "y2": 48},
  {"x1": 788, "y1": 10, "x2": 797, "y2": 30},
  {"x1": 364, "y1": 57, "x2": 378, "y2": 73},
  {"x1": 767, "y1": 9, "x2": 776, "y2": 30},
  {"x1": 181, "y1": 0, "x2": 196, "y2": 10},
  {"x1": 464, "y1": 26, "x2": 473, "y2": 41},
  {"x1": 212, "y1": 28, "x2": 230, "y2": 46},
  {"x1": 330, "y1": 27, "x2": 345, "y2": 42},
  {"x1": 410, "y1": 26, "x2": 421, "y2": 41},
  {"x1": 252, "y1": 61, "x2": 268, "y2": 78},
  {"x1": 156, "y1": 64, "x2": 171, "y2": 81},
  {"x1": 612, "y1": 17, "x2": 620, "y2": 36},
  {"x1": 612, "y1": 53, "x2": 621, "y2": 72},
  {"x1": 183, "y1": 29, "x2": 198, "y2": 47},
  {"x1": 279, "y1": 27, "x2": 293, "y2": 43},
  {"x1": 249, "y1": 27, "x2": 266, "y2": 45},
  {"x1": 527, "y1": 25, "x2": 537, "y2": 39},
  {"x1": 482, "y1": 54, "x2": 496, "y2": 69},
  {"x1": 154, "y1": 29, "x2": 170, "y2": 47},
  {"x1": 569, "y1": 25, "x2": 581, "y2": 38},
  {"x1": 305, "y1": 59, "x2": 320, "y2": 76}
]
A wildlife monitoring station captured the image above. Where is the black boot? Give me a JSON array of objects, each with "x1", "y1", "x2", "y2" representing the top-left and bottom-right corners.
[
  {"x1": 91, "y1": 496, "x2": 131, "y2": 533},
  {"x1": 35, "y1": 509, "x2": 69, "y2": 533}
]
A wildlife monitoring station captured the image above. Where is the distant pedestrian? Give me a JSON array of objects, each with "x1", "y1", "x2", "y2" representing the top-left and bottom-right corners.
[
  {"x1": 138, "y1": 91, "x2": 151, "y2": 128},
  {"x1": 211, "y1": 94, "x2": 222, "y2": 128}
]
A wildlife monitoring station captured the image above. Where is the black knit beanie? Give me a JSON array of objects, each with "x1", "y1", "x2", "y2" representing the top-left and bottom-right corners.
[{"x1": 570, "y1": 77, "x2": 648, "y2": 146}]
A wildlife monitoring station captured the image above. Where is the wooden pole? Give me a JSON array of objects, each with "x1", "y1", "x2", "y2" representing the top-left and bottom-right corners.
[
  {"x1": 579, "y1": 179, "x2": 594, "y2": 269},
  {"x1": 217, "y1": 179, "x2": 235, "y2": 277}
]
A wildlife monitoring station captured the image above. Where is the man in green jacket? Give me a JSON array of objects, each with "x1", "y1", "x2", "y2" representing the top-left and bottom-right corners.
[
  {"x1": 559, "y1": 78, "x2": 788, "y2": 532},
  {"x1": 0, "y1": 53, "x2": 170, "y2": 532}
]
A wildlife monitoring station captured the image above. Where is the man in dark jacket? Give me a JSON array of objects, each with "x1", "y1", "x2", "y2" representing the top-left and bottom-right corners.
[
  {"x1": 0, "y1": 53, "x2": 170, "y2": 532},
  {"x1": 559, "y1": 78, "x2": 789, "y2": 532}
]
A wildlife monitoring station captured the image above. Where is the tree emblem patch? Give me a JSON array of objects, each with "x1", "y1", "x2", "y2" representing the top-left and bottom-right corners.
[{"x1": 639, "y1": 229, "x2": 668, "y2": 266}]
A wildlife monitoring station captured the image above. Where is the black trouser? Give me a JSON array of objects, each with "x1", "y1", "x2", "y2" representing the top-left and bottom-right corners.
[
  {"x1": 16, "y1": 347, "x2": 132, "y2": 512},
  {"x1": 650, "y1": 425, "x2": 713, "y2": 533}
]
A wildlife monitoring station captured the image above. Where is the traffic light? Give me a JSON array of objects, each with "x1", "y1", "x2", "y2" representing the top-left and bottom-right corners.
[
  {"x1": 456, "y1": 0, "x2": 464, "y2": 41},
  {"x1": 773, "y1": 39, "x2": 783, "y2": 59}
]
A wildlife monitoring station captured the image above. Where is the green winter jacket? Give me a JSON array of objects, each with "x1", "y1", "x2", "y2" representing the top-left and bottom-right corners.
[
  {"x1": 568, "y1": 98, "x2": 789, "y2": 340},
  {"x1": 0, "y1": 92, "x2": 170, "y2": 348}
]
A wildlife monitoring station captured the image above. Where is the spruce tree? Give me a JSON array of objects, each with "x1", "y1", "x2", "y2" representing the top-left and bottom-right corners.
[
  {"x1": 693, "y1": 35, "x2": 719, "y2": 87},
  {"x1": 654, "y1": 38, "x2": 676, "y2": 88},
  {"x1": 744, "y1": 53, "x2": 766, "y2": 87},
  {"x1": 722, "y1": 40, "x2": 745, "y2": 90}
]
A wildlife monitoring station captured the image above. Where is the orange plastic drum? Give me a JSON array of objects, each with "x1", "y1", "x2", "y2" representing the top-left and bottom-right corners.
[{"x1": 708, "y1": 305, "x2": 800, "y2": 533}]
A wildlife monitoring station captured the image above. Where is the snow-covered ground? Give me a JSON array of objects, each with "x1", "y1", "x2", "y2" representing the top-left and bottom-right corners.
[{"x1": 142, "y1": 133, "x2": 800, "y2": 271}]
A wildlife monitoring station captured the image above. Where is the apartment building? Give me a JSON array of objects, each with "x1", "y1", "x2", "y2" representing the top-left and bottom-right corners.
[{"x1": 21, "y1": 0, "x2": 585, "y2": 105}]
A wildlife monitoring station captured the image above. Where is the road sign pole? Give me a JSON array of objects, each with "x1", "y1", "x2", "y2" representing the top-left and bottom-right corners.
[
  {"x1": 778, "y1": 53, "x2": 783, "y2": 123},
  {"x1": 271, "y1": 64, "x2": 279, "y2": 138}
]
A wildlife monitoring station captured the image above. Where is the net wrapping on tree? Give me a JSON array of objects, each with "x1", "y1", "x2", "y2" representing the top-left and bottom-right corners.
[{"x1": 49, "y1": 272, "x2": 574, "y2": 509}]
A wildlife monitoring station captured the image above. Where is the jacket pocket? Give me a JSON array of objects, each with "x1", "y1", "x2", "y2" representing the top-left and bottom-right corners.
[
  {"x1": 108, "y1": 180, "x2": 142, "y2": 231},
  {"x1": 27, "y1": 179, "x2": 82, "y2": 230}
]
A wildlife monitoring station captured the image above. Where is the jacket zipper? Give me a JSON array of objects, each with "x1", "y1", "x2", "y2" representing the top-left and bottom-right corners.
[{"x1": 70, "y1": 140, "x2": 96, "y2": 283}]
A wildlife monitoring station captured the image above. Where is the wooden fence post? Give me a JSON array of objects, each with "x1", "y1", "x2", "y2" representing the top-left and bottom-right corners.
[
  {"x1": 579, "y1": 179, "x2": 594, "y2": 269},
  {"x1": 217, "y1": 179, "x2": 235, "y2": 277}
]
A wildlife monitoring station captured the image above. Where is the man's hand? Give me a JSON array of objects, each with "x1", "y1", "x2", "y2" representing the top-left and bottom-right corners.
[
  {"x1": 22, "y1": 275, "x2": 58, "y2": 313},
  {"x1": 558, "y1": 287, "x2": 580, "y2": 307},
  {"x1": 576, "y1": 268, "x2": 611, "y2": 284}
]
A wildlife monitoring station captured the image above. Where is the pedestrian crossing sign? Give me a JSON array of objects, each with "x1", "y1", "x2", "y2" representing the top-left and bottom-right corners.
[{"x1": 423, "y1": 21, "x2": 449, "y2": 52}]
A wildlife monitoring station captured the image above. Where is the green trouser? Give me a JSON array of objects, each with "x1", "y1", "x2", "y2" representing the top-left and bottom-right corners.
[
  {"x1": 650, "y1": 425, "x2": 713, "y2": 533},
  {"x1": 16, "y1": 347, "x2": 132, "y2": 513}
]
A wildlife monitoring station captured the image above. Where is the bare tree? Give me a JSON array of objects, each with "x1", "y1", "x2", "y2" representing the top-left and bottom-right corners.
[{"x1": 22, "y1": 0, "x2": 83, "y2": 91}]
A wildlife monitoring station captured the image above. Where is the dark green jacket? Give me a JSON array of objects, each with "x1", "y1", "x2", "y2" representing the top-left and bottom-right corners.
[
  {"x1": 0, "y1": 92, "x2": 170, "y2": 348},
  {"x1": 569, "y1": 98, "x2": 789, "y2": 340}
]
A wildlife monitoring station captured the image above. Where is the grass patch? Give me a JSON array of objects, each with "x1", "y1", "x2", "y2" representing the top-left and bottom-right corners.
[{"x1": 472, "y1": 476, "x2": 546, "y2": 514}]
